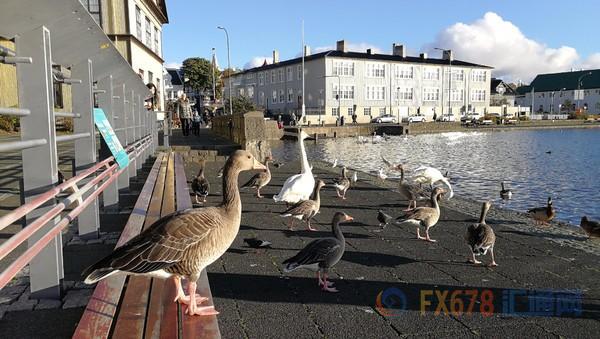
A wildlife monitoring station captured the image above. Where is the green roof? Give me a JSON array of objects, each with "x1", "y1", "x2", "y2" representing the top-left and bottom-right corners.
[{"x1": 526, "y1": 69, "x2": 600, "y2": 92}]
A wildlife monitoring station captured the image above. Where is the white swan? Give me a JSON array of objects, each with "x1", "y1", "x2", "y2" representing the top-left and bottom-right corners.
[
  {"x1": 412, "y1": 166, "x2": 454, "y2": 199},
  {"x1": 273, "y1": 130, "x2": 315, "y2": 204}
]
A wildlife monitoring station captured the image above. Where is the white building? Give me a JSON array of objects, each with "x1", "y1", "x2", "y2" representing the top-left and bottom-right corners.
[
  {"x1": 226, "y1": 40, "x2": 492, "y2": 124},
  {"x1": 164, "y1": 67, "x2": 183, "y2": 101},
  {"x1": 515, "y1": 69, "x2": 600, "y2": 116}
]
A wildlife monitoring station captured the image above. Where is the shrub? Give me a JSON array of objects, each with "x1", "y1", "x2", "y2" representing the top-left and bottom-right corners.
[{"x1": 0, "y1": 116, "x2": 15, "y2": 132}]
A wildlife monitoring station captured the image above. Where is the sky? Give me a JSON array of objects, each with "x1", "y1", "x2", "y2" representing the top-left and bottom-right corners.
[{"x1": 162, "y1": 0, "x2": 600, "y2": 83}]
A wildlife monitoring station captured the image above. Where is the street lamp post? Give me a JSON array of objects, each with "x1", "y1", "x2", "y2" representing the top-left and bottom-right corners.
[
  {"x1": 551, "y1": 87, "x2": 566, "y2": 114},
  {"x1": 576, "y1": 71, "x2": 592, "y2": 111},
  {"x1": 211, "y1": 47, "x2": 217, "y2": 105},
  {"x1": 322, "y1": 75, "x2": 341, "y2": 121},
  {"x1": 435, "y1": 48, "x2": 452, "y2": 119},
  {"x1": 217, "y1": 26, "x2": 233, "y2": 115}
]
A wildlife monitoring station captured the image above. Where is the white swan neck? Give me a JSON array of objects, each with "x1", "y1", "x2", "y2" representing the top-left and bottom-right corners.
[{"x1": 299, "y1": 136, "x2": 310, "y2": 174}]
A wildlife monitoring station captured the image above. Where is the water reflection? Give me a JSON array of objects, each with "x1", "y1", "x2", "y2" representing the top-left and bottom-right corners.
[{"x1": 270, "y1": 128, "x2": 600, "y2": 225}]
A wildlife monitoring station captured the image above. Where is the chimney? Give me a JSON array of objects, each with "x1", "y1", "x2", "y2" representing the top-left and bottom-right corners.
[
  {"x1": 304, "y1": 45, "x2": 311, "y2": 56},
  {"x1": 392, "y1": 43, "x2": 406, "y2": 58},
  {"x1": 420, "y1": 52, "x2": 428, "y2": 59},
  {"x1": 442, "y1": 50, "x2": 454, "y2": 61},
  {"x1": 367, "y1": 48, "x2": 373, "y2": 55},
  {"x1": 336, "y1": 40, "x2": 347, "y2": 53},
  {"x1": 272, "y1": 50, "x2": 280, "y2": 63}
]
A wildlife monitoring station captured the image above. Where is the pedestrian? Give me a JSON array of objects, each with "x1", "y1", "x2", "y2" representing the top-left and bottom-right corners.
[
  {"x1": 352, "y1": 112, "x2": 357, "y2": 124},
  {"x1": 228, "y1": 118, "x2": 234, "y2": 139},
  {"x1": 192, "y1": 112, "x2": 201, "y2": 135},
  {"x1": 177, "y1": 93, "x2": 193, "y2": 136},
  {"x1": 433, "y1": 111, "x2": 437, "y2": 122},
  {"x1": 340, "y1": 115, "x2": 345, "y2": 126},
  {"x1": 291, "y1": 112, "x2": 297, "y2": 126}
]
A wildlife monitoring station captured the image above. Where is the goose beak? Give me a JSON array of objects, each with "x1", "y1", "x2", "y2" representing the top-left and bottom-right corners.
[
  {"x1": 253, "y1": 158, "x2": 267, "y2": 170},
  {"x1": 345, "y1": 215, "x2": 354, "y2": 222}
]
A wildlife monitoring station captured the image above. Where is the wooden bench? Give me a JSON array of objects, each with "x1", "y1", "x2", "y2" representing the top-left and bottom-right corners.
[{"x1": 73, "y1": 152, "x2": 220, "y2": 338}]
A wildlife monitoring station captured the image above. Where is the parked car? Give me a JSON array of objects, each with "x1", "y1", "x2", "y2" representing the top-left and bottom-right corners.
[
  {"x1": 460, "y1": 112, "x2": 483, "y2": 123},
  {"x1": 371, "y1": 114, "x2": 397, "y2": 123},
  {"x1": 403, "y1": 114, "x2": 426, "y2": 123},
  {"x1": 440, "y1": 114, "x2": 455, "y2": 122}
]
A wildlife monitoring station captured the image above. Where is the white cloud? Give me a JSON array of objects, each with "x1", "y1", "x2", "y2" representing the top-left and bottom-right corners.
[
  {"x1": 244, "y1": 56, "x2": 273, "y2": 69},
  {"x1": 164, "y1": 62, "x2": 182, "y2": 69},
  {"x1": 424, "y1": 12, "x2": 599, "y2": 82}
]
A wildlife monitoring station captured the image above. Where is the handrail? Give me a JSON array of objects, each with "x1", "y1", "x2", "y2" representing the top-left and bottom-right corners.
[
  {"x1": 56, "y1": 132, "x2": 91, "y2": 143},
  {"x1": 0, "y1": 138, "x2": 47, "y2": 153},
  {"x1": 54, "y1": 112, "x2": 81, "y2": 118},
  {"x1": 0, "y1": 107, "x2": 31, "y2": 117}
]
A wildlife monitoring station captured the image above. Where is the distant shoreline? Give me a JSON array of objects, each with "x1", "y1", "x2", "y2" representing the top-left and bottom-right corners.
[{"x1": 404, "y1": 120, "x2": 600, "y2": 135}]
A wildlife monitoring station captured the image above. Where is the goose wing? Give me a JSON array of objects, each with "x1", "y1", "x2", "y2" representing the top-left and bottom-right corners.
[
  {"x1": 281, "y1": 200, "x2": 316, "y2": 217},
  {"x1": 283, "y1": 238, "x2": 341, "y2": 270}
]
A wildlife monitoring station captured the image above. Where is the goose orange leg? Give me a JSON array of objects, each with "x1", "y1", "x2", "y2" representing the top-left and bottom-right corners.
[
  {"x1": 185, "y1": 281, "x2": 219, "y2": 316},
  {"x1": 173, "y1": 276, "x2": 207, "y2": 305}
]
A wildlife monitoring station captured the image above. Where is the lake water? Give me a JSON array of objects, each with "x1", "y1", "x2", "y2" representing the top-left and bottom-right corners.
[{"x1": 269, "y1": 128, "x2": 600, "y2": 226}]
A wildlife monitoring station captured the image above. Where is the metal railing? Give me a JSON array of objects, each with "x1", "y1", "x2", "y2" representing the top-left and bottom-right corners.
[{"x1": 0, "y1": 0, "x2": 160, "y2": 299}]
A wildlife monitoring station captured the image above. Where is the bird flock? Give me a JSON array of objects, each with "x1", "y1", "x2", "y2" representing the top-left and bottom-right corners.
[{"x1": 81, "y1": 130, "x2": 600, "y2": 317}]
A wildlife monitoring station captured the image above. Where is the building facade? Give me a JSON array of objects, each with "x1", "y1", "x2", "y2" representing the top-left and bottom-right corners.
[
  {"x1": 80, "y1": 0, "x2": 168, "y2": 109},
  {"x1": 226, "y1": 40, "x2": 492, "y2": 124},
  {"x1": 515, "y1": 69, "x2": 600, "y2": 115}
]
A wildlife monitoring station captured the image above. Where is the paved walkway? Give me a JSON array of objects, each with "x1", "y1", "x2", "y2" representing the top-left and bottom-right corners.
[{"x1": 169, "y1": 127, "x2": 240, "y2": 155}]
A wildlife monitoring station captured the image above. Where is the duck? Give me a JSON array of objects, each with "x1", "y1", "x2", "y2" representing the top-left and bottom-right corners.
[
  {"x1": 82, "y1": 150, "x2": 266, "y2": 316},
  {"x1": 377, "y1": 210, "x2": 393, "y2": 229},
  {"x1": 280, "y1": 180, "x2": 326, "y2": 231},
  {"x1": 273, "y1": 130, "x2": 315, "y2": 204},
  {"x1": 396, "y1": 164, "x2": 427, "y2": 211},
  {"x1": 500, "y1": 181, "x2": 512, "y2": 200},
  {"x1": 241, "y1": 156, "x2": 272, "y2": 198},
  {"x1": 528, "y1": 196, "x2": 555, "y2": 225},
  {"x1": 465, "y1": 201, "x2": 497, "y2": 266},
  {"x1": 191, "y1": 160, "x2": 210, "y2": 204},
  {"x1": 412, "y1": 166, "x2": 454, "y2": 199},
  {"x1": 332, "y1": 166, "x2": 351, "y2": 199},
  {"x1": 282, "y1": 212, "x2": 354, "y2": 292},
  {"x1": 395, "y1": 187, "x2": 446, "y2": 242},
  {"x1": 580, "y1": 216, "x2": 600, "y2": 239}
]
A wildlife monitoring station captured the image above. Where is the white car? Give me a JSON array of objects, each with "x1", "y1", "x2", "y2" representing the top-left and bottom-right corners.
[
  {"x1": 371, "y1": 114, "x2": 397, "y2": 123},
  {"x1": 440, "y1": 114, "x2": 455, "y2": 122},
  {"x1": 403, "y1": 115, "x2": 426, "y2": 123}
]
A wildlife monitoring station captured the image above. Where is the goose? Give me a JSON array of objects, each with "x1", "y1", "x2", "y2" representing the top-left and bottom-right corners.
[
  {"x1": 500, "y1": 182, "x2": 512, "y2": 200},
  {"x1": 282, "y1": 212, "x2": 354, "y2": 292},
  {"x1": 280, "y1": 180, "x2": 326, "y2": 231},
  {"x1": 465, "y1": 201, "x2": 497, "y2": 266},
  {"x1": 332, "y1": 166, "x2": 351, "y2": 199},
  {"x1": 82, "y1": 150, "x2": 266, "y2": 316},
  {"x1": 377, "y1": 210, "x2": 393, "y2": 229},
  {"x1": 351, "y1": 171, "x2": 358, "y2": 184},
  {"x1": 395, "y1": 187, "x2": 446, "y2": 242},
  {"x1": 412, "y1": 166, "x2": 454, "y2": 199},
  {"x1": 273, "y1": 130, "x2": 315, "y2": 204},
  {"x1": 191, "y1": 161, "x2": 210, "y2": 204},
  {"x1": 396, "y1": 164, "x2": 427, "y2": 211},
  {"x1": 243, "y1": 237, "x2": 272, "y2": 248},
  {"x1": 381, "y1": 155, "x2": 402, "y2": 171},
  {"x1": 580, "y1": 216, "x2": 600, "y2": 239},
  {"x1": 372, "y1": 132, "x2": 384, "y2": 144},
  {"x1": 241, "y1": 156, "x2": 272, "y2": 198},
  {"x1": 331, "y1": 159, "x2": 338, "y2": 168},
  {"x1": 376, "y1": 168, "x2": 388, "y2": 182},
  {"x1": 528, "y1": 197, "x2": 555, "y2": 225},
  {"x1": 382, "y1": 132, "x2": 391, "y2": 141}
]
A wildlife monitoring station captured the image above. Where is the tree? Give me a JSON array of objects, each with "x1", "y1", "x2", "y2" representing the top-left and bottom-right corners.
[
  {"x1": 181, "y1": 57, "x2": 221, "y2": 97},
  {"x1": 226, "y1": 96, "x2": 256, "y2": 115}
]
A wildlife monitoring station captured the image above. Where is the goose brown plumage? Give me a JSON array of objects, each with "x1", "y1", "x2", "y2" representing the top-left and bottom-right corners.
[
  {"x1": 580, "y1": 216, "x2": 600, "y2": 239},
  {"x1": 396, "y1": 164, "x2": 427, "y2": 211},
  {"x1": 332, "y1": 166, "x2": 350, "y2": 199},
  {"x1": 465, "y1": 201, "x2": 497, "y2": 266},
  {"x1": 241, "y1": 156, "x2": 272, "y2": 198},
  {"x1": 191, "y1": 160, "x2": 210, "y2": 203},
  {"x1": 528, "y1": 196, "x2": 555, "y2": 225},
  {"x1": 82, "y1": 150, "x2": 266, "y2": 316},
  {"x1": 395, "y1": 187, "x2": 445, "y2": 242},
  {"x1": 280, "y1": 180, "x2": 326, "y2": 231}
]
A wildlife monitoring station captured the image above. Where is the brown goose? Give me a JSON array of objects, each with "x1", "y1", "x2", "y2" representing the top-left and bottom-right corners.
[
  {"x1": 82, "y1": 150, "x2": 266, "y2": 316},
  {"x1": 465, "y1": 201, "x2": 497, "y2": 266},
  {"x1": 191, "y1": 160, "x2": 210, "y2": 203},
  {"x1": 395, "y1": 187, "x2": 445, "y2": 242},
  {"x1": 580, "y1": 216, "x2": 600, "y2": 239},
  {"x1": 332, "y1": 166, "x2": 350, "y2": 199},
  {"x1": 396, "y1": 164, "x2": 426, "y2": 211},
  {"x1": 283, "y1": 212, "x2": 353, "y2": 292},
  {"x1": 280, "y1": 180, "x2": 326, "y2": 231},
  {"x1": 528, "y1": 196, "x2": 555, "y2": 225},
  {"x1": 241, "y1": 156, "x2": 272, "y2": 198}
]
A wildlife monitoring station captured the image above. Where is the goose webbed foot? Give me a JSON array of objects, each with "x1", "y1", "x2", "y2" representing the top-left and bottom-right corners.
[
  {"x1": 183, "y1": 281, "x2": 219, "y2": 316},
  {"x1": 469, "y1": 253, "x2": 482, "y2": 265},
  {"x1": 488, "y1": 262, "x2": 498, "y2": 267}
]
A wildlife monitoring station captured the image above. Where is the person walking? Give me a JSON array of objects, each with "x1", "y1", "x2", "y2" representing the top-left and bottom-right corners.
[
  {"x1": 192, "y1": 112, "x2": 201, "y2": 135},
  {"x1": 352, "y1": 112, "x2": 357, "y2": 124},
  {"x1": 177, "y1": 93, "x2": 192, "y2": 136}
]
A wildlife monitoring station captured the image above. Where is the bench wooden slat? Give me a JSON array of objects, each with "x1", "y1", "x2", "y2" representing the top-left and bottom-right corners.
[
  {"x1": 174, "y1": 153, "x2": 221, "y2": 338},
  {"x1": 145, "y1": 153, "x2": 177, "y2": 338},
  {"x1": 111, "y1": 154, "x2": 170, "y2": 339},
  {"x1": 73, "y1": 153, "x2": 165, "y2": 339}
]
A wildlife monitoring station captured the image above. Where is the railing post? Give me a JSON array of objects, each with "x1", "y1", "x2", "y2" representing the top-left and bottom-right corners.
[
  {"x1": 117, "y1": 84, "x2": 129, "y2": 190},
  {"x1": 71, "y1": 59, "x2": 100, "y2": 239},
  {"x1": 97, "y1": 75, "x2": 119, "y2": 208},
  {"x1": 17, "y1": 26, "x2": 63, "y2": 299},
  {"x1": 136, "y1": 94, "x2": 143, "y2": 169},
  {"x1": 128, "y1": 90, "x2": 137, "y2": 179}
]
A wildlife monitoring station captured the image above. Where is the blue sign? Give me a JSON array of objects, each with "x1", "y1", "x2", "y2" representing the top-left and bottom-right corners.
[{"x1": 94, "y1": 108, "x2": 129, "y2": 169}]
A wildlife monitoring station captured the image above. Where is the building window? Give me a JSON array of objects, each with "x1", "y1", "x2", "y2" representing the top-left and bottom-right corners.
[
  {"x1": 450, "y1": 89, "x2": 464, "y2": 102},
  {"x1": 450, "y1": 69, "x2": 464, "y2": 81},
  {"x1": 363, "y1": 107, "x2": 371, "y2": 116},
  {"x1": 81, "y1": 0, "x2": 103, "y2": 27},
  {"x1": 396, "y1": 87, "x2": 413, "y2": 101},
  {"x1": 259, "y1": 92, "x2": 264, "y2": 105},
  {"x1": 395, "y1": 65, "x2": 413, "y2": 79},
  {"x1": 279, "y1": 89, "x2": 284, "y2": 103},
  {"x1": 423, "y1": 67, "x2": 440, "y2": 80},
  {"x1": 287, "y1": 88, "x2": 294, "y2": 102},
  {"x1": 239, "y1": 88, "x2": 245, "y2": 96},
  {"x1": 297, "y1": 65, "x2": 302, "y2": 80},
  {"x1": 258, "y1": 72, "x2": 264, "y2": 86},
  {"x1": 52, "y1": 65, "x2": 64, "y2": 109},
  {"x1": 472, "y1": 70, "x2": 487, "y2": 82},
  {"x1": 277, "y1": 69, "x2": 283, "y2": 82},
  {"x1": 347, "y1": 107, "x2": 354, "y2": 116},
  {"x1": 423, "y1": 87, "x2": 440, "y2": 101},
  {"x1": 471, "y1": 89, "x2": 486, "y2": 102},
  {"x1": 271, "y1": 70, "x2": 276, "y2": 83},
  {"x1": 333, "y1": 85, "x2": 355, "y2": 100},
  {"x1": 379, "y1": 107, "x2": 386, "y2": 115},
  {"x1": 333, "y1": 61, "x2": 354, "y2": 76},
  {"x1": 135, "y1": 6, "x2": 142, "y2": 40},
  {"x1": 332, "y1": 107, "x2": 339, "y2": 116},
  {"x1": 287, "y1": 67, "x2": 293, "y2": 81},
  {"x1": 366, "y1": 63, "x2": 385, "y2": 77},
  {"x1": 272, "y1": 90, "x2": 277, "y2": 103},
  {"x1": 366, "y1": 86, "x2": 386, "y2": 100},
  {"x1": 145, "y1": 17, "x2": 152, "y2": 46},
  {"x1": 148, "y1": 71, "x2": 153, "y2": 85},
  {"x1": 154, "y1": 27, "x2": 160, "y2": 54},
  {"x1": 247, "y1": 86, "x2": 254, "y2": 98},
  {"x1": 138, "y1": 69, "x2": 144, "y2": 79}
]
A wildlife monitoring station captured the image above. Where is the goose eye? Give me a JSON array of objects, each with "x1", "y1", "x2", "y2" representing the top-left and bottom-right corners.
[{"x1": 247, "y1": 155, "x2": 251, "y2": 159}]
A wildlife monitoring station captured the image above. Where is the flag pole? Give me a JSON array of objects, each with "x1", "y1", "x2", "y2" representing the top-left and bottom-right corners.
[{"x1": 301, "y1": 19, "x2": 306, "y2": 123}]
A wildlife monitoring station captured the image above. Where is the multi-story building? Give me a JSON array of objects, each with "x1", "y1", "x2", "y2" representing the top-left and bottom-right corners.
[
  {"x1": 226, "y1": 40, "x2": 492, "y2": 124},
  {"x1": 164, "y1": 67, "x2": 183, "y2": 101},
  {"x1": 515, "y1": 69, "x2": 600, "y2": 115},
  {"x1": 80, "y1": 0, "x2": 169, "y2": 109}
]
